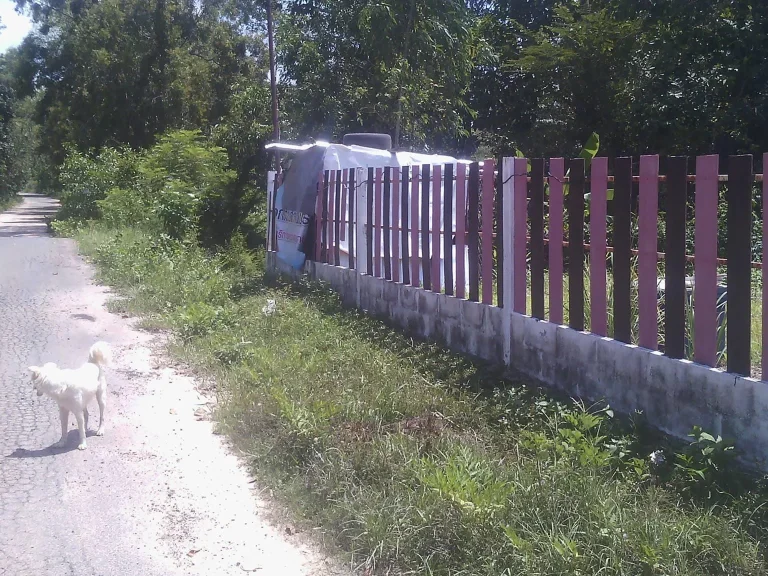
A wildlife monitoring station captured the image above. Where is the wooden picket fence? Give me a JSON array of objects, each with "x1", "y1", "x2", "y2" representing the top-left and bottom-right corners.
[{"x1": 275, "y1": 154, "x2": 767, "y2": 380}]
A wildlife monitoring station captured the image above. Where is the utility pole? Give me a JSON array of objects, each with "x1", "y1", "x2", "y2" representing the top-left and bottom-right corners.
[{"x1": 267, "y1": 0, "x2": 281, "y2": 173}]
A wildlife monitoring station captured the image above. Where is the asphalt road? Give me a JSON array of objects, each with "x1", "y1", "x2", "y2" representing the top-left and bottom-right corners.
[{"x1": 0, "y1": 194, "x2": 343, "y2": 576}]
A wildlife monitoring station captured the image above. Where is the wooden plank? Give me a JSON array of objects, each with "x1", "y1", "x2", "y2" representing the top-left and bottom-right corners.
[
  {"x1": 401, "y1": 166, "x2": 410, "y2": 284},
  {"x1": 495, "y1": 156, "x2": 504, "y2": 307},
  {"x1": 727, "y1": 155, "x2": 753, "y2": 375},
  {"x1": 348, "y1": 169, "x2": 356, "y2": 270},
  {"x1": 590, "y1": 157, "x2": 608, "y2": 336},
  {"x1": 456, "y1": 163, "x2": 467, "y2": 298},
  {"x1": 411, "y1": 166, "x2": 420, "y2": 287},
  {"x1": 568, "y1": 159, "x2": 585, "y2": 331},
  {"x1": 694, "y1": 155, "x2": 718, "y2": 366},
  {"x1": 764, "y1": 153, "x2": 768, "y2": 379},
  {"x1": 432, "y1": 164, "x2": 442, "y2": 292},
  {"x1": 513, "y1": 158, "x2": 528, "y2": 314},
  {"x1": 481, "y1": 159, "x2": 495, "y2": 304},
  {"x1": 638, "y1": 155, "x2": 660, "y2": 350},
  {"x1": 383, "y1": 167, "x2": 392, "y2": 280},
  {"x1": 468, "y1": 162, "x2": 480, "y2": 302},
  {"x1": 444, "y1": 163, "x2": 454, "y2": 296},
  {"x1": 665, "y1": 156, "x2": 688, "y2": 359},
  {"x1": 613, "y1": 158, "x2": 632, "y2": 343},
  {"x1": 392, "y1": 167, "x2": 400, "y2": 282},
  {"x1": 529, "y1": 158, "x2": 545, "y2": 319},
  {"x1": 374, "y1": 168, "x2": 383, "y2": 277},
  {"x1": 549, "y1": 159, "x2": 565, "y2": 324},
  {"x1": 334, "y1": 169, "x2": 342, "y2": 266},
  {"x1": 421, "y1": 164, "x2": 432, "y2": 290},
  {"x1": 366, "y1": 167, "x2": 374, "y2": 276}
]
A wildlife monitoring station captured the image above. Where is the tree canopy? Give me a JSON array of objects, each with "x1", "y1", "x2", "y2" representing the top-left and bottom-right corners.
[{"x1": 1, "y1": 0, "x2": 767, "y2": 202}]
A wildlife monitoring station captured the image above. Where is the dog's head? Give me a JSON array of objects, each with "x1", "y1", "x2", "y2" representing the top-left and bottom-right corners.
[{"x1": 28, "y1": 363, "x2": 56, "y2": 397}]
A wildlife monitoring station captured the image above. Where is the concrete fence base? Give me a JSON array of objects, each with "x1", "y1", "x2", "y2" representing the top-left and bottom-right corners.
[{"x1": 267, "y1": 252, "x2": 768, "y2": 470}]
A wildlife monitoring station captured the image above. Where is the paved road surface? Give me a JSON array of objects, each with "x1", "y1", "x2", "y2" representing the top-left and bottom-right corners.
[{"x1": 0, "y1": 194, "x2": 344, "y2": 576}]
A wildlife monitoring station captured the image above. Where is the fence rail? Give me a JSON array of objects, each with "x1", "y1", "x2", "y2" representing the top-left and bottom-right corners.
[{"x1": 276, "y1": 153, "x2": 767, "y2": 381}]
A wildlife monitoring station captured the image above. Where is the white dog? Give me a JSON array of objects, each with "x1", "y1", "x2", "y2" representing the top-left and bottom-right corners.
[{"x1": 29, "y1": 342, "x2": 112, "y2": 450}]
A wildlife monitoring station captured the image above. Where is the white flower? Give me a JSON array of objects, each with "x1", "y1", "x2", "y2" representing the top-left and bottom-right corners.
[
  {"x1": 649, "y1": 450, "x2": 665, "y2": 466},
  {"x1": 262, "y1": 299, "x2": 276, "y2": 316}
]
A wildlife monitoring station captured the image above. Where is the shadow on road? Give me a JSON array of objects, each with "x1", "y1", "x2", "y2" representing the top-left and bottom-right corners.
[{"x1": 6, "y1": 430, "x2": 100, "y2": 458}]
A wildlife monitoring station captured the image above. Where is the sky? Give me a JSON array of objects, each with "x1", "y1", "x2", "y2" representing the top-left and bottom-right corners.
[{"x1": 0, "y1": 0, "x2": 33, "y2": 54}]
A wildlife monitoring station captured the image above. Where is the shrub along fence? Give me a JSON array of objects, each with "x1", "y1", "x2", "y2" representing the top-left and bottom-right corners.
[{"x1": 267, "y1": 154, "x2": 768, "y2": 467}]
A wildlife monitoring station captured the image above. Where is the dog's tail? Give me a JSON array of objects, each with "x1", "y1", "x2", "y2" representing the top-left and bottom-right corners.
[{"x1": 88, "y1": 341, "x2": 112, "y2": 368}]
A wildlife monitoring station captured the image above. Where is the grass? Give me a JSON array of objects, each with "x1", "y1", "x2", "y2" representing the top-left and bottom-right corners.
[{"x1": 69, "y1": 221, "x2": 768, "y2": 575}]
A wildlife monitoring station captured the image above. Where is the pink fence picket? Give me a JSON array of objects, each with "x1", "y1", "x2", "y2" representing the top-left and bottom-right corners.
[
  {"x1": 456, "y1": 163, "x2": 467, "y2": 298},
  {"x1": 694, "y1": 155, "x2": 719, "y2": 367},
  {"x1": 590, "y1": 157, "x2": 608, "y2": 336},
  {"x1": 549, "y1": 159, "x2": 565, "y2": 324},
  {"x1": 638, "y1": 155, "x2": 659, "y2": 350},
  {"x1": 482, "y1": 159, "x2": 495, "y2": 304}
]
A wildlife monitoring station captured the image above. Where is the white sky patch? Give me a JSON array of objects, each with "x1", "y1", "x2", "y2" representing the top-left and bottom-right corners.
[{"x1": 0, "y1": 0, "x2": 33, "y2": 54}]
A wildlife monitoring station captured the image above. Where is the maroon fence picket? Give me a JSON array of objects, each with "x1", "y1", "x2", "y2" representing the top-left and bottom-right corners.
[
  {"x1": 495, "y1": 156, "x2": 504, "y2": 308},
  {"x1": 432, "y1": 165, "x2": 442, "y2": 292},
  {"x1": 383, "y1": 167, "x2": 392, "y2": 280},
  {"x1": 348, "y1": 168, "x2": 356, "y2": 270},
  {"x1": 444, "y1": 163, "x2": 454, "y2": 296},
  {"x1": 392, "y1": 167, "x2": 400, "y2": 282},
  {"x1": 374, "y1": 168, "x2": 383, "y2": 277},
  {"x1": 567, "y1": 159, "x2": 585, "y2": 331},
  {"x1": 665, "y1": 157, "x2": 688, "y2": 359},
  {"x1": 530, "y1": 158, "x2": 545, "y2": 319},
  {"x1": 468, "y1": 162, "x2": 480, "y2": 302},
  {"x1": 333, "y1": 169, "x2": 342, "y2": 266},
  {"x1": 481, "y1": 159, "x2": 495, "y2": 304},
  {"x1": 456, "y1": 163, "x2": 467, "y2": 298},
  {"x1": 421, "y1": 164, "x2": 432, "y2": 290},
  {"x1": 727, "y1": 155, "x2": 753, "y2": 375}
]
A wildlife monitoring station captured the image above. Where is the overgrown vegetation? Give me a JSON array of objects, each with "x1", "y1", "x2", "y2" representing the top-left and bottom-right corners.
[{"x1": 65, "y1": 217, "x2": 768, "y2": 575}]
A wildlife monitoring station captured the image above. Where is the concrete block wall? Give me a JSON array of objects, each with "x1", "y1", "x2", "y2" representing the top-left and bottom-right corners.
[{"x1": 267, "y1": 253, "x2": 768, "y2": 469}]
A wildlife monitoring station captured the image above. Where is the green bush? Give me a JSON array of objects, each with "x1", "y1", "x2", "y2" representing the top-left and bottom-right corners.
[
  {"x1": 58, "y1": 146, "x2": 140, "y2": 221},
  {"x1": 140, "y1": 130, "x2": 235, "y2": 239},
  {"x1": 97, "y1": 187, "x2": 154, "y2": 228}
]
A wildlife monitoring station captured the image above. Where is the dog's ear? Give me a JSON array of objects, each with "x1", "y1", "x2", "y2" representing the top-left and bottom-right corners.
[{"x1": 28, "y1": 366, "x2": 40, "y2": 376}]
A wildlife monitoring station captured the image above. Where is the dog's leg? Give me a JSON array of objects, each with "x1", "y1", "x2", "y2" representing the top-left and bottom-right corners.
[
  {"x1": 84, "y1": 407, "x2": 89, "y2": 433},
  {"x1": 54, "y1": 408, "x2": 69, "y2": 448},
  {"x1": 74, "y1": 411, "x2": 87, "y2": 450},
  {"x1": 96, "y1": 385, "x2": 106, "y2": 437}
]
